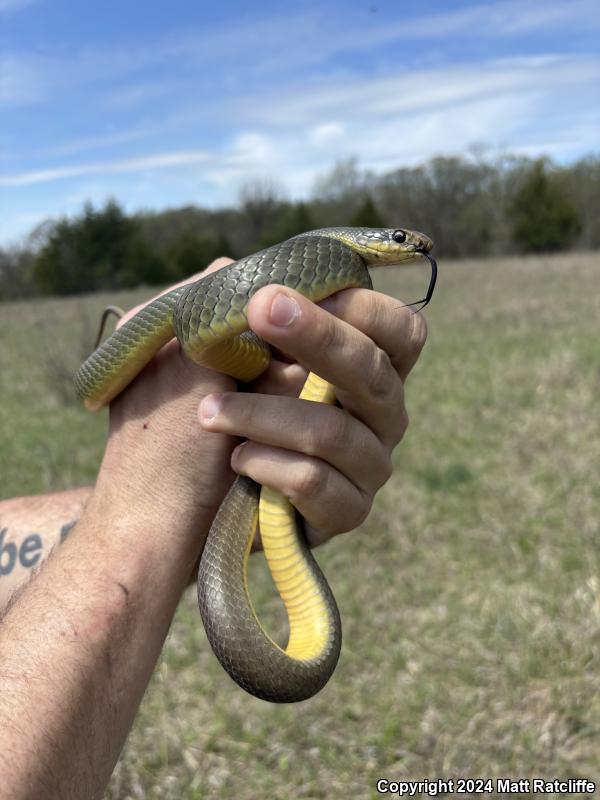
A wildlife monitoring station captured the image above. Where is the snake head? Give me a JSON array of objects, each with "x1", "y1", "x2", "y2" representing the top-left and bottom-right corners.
[
  {"x1": 295, "y1": 226, "x2": 437, "y2": 310},
  {"x1": 295, "y1": 227, "x2": 433, "y2": 266},
  {"x1": 336, "y1": 227, "x2": 433, "y2": 265}
]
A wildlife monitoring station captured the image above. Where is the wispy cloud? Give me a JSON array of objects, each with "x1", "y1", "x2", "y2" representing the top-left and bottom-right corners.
[
  {"x1": 41, "y1": 128, "x2": 155, "y2": 159},
  {"x1": 1, "y1": 50, "x2": 597, "y2": 191},
  {"x1": 1, "y1": 0, "x2": 598, "y2": 243},
  {"x1": 244, "y1": 53, "x2": 599, "y2": 126},
  {"x1": 0, "y1": 150, "x2": 211, "y2": 187},
  {"x1": 0, "y1": 55, "x2": 49, "y2": 106},
  {"x1": 393, "y1": 0, "x2": 600, "y2": 38},
  {"x1": 3, "y1": 0, "x2": 599, "y2": 110}
]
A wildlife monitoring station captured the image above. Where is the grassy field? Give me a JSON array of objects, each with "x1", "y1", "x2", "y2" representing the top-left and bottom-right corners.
[{"x1": 1, "y1": 252, "x2": 599, "y2": 798}]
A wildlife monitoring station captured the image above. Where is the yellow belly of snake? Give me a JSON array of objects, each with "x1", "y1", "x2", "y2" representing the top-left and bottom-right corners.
[{"x1": 75, "y1": 227, "x2": 435, "y2": 702}]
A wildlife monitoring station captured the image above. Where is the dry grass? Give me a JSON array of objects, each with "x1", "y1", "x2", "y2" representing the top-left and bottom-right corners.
[{"x1": 1, "y1": 253, "x2": 599, "y2": 798}]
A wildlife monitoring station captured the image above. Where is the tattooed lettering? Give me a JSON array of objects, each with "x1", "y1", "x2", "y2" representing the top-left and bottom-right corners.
[
  {"x1": 20, "y1": 534, "x2": 42, "y2": 568},
  {"x1": 0, "y1": 528, "x2": 17, "y2": 576},
  {"x1": 1, "y1": 527, "x2": 44, "y2": 575},
  {"x1": 0, "y1": 520, "x2": 76, "y2": 578},
  {"x1": 60, "y1": 520, "x2": 76, "y2": 543}
]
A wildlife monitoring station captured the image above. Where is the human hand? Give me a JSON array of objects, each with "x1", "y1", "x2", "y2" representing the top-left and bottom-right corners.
[
  {"x1": 93, "y1": 260, "x2": 241, "y2": 549},
  {"x1": 199, "y1": 285, "x2": 428, "y2": 548},
  {"x1": 93, "y1": 255, "x2": 427, "y2": 557}
]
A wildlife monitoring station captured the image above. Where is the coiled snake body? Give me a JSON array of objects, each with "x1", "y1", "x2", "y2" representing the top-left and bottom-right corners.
[{"x1": 75, "y1": 227, "x2": 435, "y2": 702}]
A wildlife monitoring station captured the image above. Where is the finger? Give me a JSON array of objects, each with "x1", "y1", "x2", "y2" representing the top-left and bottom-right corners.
[
  {"x1": 231, "y1": 442, "x2": 372, "y2": 537},
  {"x1": 198, "y1": 392, "x2": 392, "y2": 495},
  {"x1": 117, "y1": 257, "x2": 234, "y2": 328},
  {"x1": 319, "y1": 288, "x2": 428, "y2": 382},
  {"x1": 247, "y1": 286, "x2": 407, "y2": 446},
  {"x1": 249, "y1": 359, "x2": 308, "y2": 397}
]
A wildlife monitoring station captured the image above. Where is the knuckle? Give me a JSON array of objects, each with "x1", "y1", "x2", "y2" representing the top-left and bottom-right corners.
[
  {"x1": 320, "y1": 497, "x2": 371, "y2": 536},
  {"x1": 291, "y1": 460, "x2": 328, "y2": 501},
  {"x1": 380, "y1": 399, "x2": 409, "y2": 448},
  {"x1": 354, "y1": 492, "x2": 373, "y2": 528},
  {"x1": 294, "y1": 408, "x2": 349, "y2": 459},
  {"x1": 306, "y1": 485, "x2": 373, "y2": 536},
  {"x1": 379, "y1": 453, "x2": 394, "y2": 486},
  {"x1": 222, "y1": 392, "x2": 252, "y2": 425},
  {"x1": 318, "y1": 313, "x2": 340, "y2": 352},
  {"x1": 310, "y1": 519, "x2": 339, "y2": 539},
  {"x1": 395, "y1": 407, "x2": 410, "y2": 441},
  {"x1": 361, "y1": 290, "x2": 381, "y2": 329},
  {"x1": 322, "y1": 409, "x2": 349, "y2": 451}
]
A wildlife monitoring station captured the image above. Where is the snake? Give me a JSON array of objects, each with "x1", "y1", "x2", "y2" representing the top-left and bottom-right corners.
[{"x1": 75, "y1": 227, "x2": 436, "y2": 703}]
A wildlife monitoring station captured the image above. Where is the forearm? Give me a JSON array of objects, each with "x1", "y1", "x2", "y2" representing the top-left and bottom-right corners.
[
  {"x1": 0, "y1": 487, "x2": 92, "y2": 611},
  {"x1": 0, "y1": 483, "x2": 209, "y2": 800}
]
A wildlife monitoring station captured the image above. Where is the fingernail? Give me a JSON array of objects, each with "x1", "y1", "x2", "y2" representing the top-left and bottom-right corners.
[
  {"x1": 200, "y1": 393, "x2": 222, "y2": 423},
  {"x1": 410, "y1": 312, "x2": 427, "y2": 351},
  {"x1": 231, "y1": 442, "x2": 246, "y2": 470},
  {"x1": 269, "y1": 293, "x2": 299, "y2": 327}
]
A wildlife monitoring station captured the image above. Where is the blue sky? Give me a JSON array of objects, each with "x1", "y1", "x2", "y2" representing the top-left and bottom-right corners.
[{"x1": 1, "y1": 0, "x2": 598, "y2": 245}]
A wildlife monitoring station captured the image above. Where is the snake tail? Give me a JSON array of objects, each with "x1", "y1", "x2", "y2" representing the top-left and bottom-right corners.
[
  {"x1": 197, "y1": 474, "x2": 341, "y2": 703},
  {"x1": 198, "y1": 371, "x2": 341, "y2": 702}
]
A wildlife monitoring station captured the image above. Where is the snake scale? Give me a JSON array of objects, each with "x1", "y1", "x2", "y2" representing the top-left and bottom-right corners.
[{"x1": 75, "y1": 227, "x2": 436, "y2": 702}]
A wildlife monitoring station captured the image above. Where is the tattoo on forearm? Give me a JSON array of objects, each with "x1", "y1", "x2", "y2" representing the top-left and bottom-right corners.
[
  {"x1": 0, "y1": 520, "x2": 77, "y2": 579},
  {"x1": 60, "y1": 520, "x2": 76, "y2": 543}
]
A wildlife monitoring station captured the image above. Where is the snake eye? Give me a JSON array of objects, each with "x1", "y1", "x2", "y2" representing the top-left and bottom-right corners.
[{"x1": 392, "y1": 229, "x2": 407, "y2": 243}]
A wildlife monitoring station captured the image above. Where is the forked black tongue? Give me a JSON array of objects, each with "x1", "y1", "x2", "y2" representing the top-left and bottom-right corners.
[{"x1": 401, "y1": 252, "x2": 438, "y2": 313}]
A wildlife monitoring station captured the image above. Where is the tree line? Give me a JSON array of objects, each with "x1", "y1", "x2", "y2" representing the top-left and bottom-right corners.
[{"x1": 1, "y1": 152, "x2": 598, "y2": 300}]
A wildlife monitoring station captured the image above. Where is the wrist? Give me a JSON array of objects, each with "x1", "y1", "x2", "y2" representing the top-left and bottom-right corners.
[{"x1": 90, "y1": 458, "x2": 227, "y2": 561}]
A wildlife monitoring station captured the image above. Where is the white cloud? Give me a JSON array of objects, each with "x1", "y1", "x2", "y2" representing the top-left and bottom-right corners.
[
  {"x1": 1, "y1": 51, "x2": 597, "y2": 194},
  {"x1": 393, "y1": 0, "x2": 600, "y2": 38},
  {"x1": 0, "y1": 150, "x2": 211, "y2": 187},
  {"x1": 2, "y1": 0, "x2": 599, "y2": 111},
  {"x1": 309, "y1": 123, "x2": 345, "y2": 146},
  {"x1": 1, "y1": 0, "x2": 599, "y2": 243},
  {"x1": 243, "y1": 54, "x2": 599, "y2": 127},
  {"x1": 41, "y1": 128, "x2": 154, "y2": 159}
]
